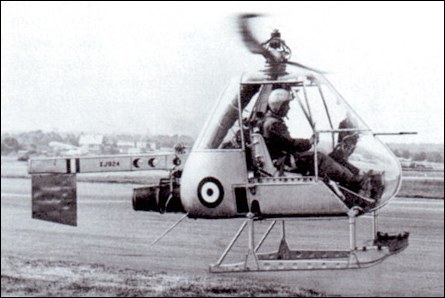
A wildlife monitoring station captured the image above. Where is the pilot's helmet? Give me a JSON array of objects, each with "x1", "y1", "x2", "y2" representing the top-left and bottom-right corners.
[{"x1": 268, "y1": 89, "x2": 293, "y2": 113}]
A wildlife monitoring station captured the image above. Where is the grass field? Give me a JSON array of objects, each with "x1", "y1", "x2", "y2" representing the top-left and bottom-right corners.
[
  {"x1": 398, "y1": 177, "x2": 444, "y2": 199},
  {"x1": 1, "y1": 256, "x2": 324, "y2": 297}
]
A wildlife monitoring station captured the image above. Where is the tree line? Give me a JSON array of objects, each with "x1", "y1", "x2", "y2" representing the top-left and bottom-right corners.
[
  {"x1": 389, "y1": 146, "x2": 443, "y2": 163},
  {"x1": 1, "y1": 130, "x2": 194, "y2": 156},
  {"x1": 1, "y1": 131, "x2": 443, "y2": 163}
]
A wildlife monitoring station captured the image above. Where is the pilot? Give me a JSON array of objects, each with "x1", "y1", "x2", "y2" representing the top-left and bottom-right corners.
[
  {"x1": 262, "y1": 88, "x2": 372, "y2": 195},
  {"x1": 329, "y1": 113, "x2": 360, "y2": 175}
]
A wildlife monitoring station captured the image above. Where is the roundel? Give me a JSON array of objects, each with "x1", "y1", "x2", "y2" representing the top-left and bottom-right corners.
[{"x1": 197, "y1": 177, "x2": 224, "y2": 208}]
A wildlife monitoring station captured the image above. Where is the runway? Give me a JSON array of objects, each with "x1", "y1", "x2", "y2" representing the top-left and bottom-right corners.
[{"x1": 1, "y1": 177, "x2": 444, "y2": 296}]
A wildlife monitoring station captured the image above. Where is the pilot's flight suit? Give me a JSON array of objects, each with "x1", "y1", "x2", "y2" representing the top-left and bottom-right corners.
[{"x1": 262, "y1": 110, "x2": 363, "y2": 191}]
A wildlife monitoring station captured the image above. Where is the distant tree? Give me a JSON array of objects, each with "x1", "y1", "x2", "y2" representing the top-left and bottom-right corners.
[
  {"x1": 413, "y1": 151, "x2": 427, "y2": 161},
  {"x1": 156, "y1": 135, "x2": 176, "y2": 148},
  {"x1": 1, "y1": 136, "x2": 21, "y2": 154},
  {"x1": 401, "y1": 149, "x2": 411, "y2": 159},
  {"x1": 392, "y1": 149, "x2": 401, "y2": 157},
  {"x1": 46, "y1": 131, "x2": 63, "y2": 143},
  {"x1": 102, "y1": 144, "x2": 119, "y2": 155},
  {"x1": 63, "y1": 133, "x2": 79, "y2": 146},
  {"x1": 1, "y1": 142, "x2": 8, "y2": 155},
  {"x1": 102, "y1": 136, "x2": 119, "y2": 154},
  {"x1": 177, "y1": 135, "x2": 194, "y2": 146},
  {"x1": 428, "y1": 152, "x2": 444, "y2": 163}
]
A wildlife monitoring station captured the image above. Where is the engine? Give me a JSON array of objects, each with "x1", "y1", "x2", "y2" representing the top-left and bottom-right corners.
[{"x1": 132, "y1": 171, "x2": 185, "y2": 213}]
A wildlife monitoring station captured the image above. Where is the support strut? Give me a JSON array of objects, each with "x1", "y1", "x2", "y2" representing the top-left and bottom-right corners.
[{"x1": 209, "y1": 211, "x2": 408, "y2": 273}]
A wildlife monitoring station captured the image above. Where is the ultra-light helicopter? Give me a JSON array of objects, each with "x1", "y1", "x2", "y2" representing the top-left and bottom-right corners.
[{"x1": 28, "y1": 14, "x2": 410, "y2": 272}]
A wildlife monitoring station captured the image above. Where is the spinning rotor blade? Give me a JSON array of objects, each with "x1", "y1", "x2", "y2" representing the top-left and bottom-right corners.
[
  {"x1": 286, "y1": 60, "x2": 325, "y2": 74},
  {"x1": 237, "y1": 13, "x2": 280, "y2": 64},
  {"x1": 238, "y1": 14, "x2": 326, "y2": 74}
]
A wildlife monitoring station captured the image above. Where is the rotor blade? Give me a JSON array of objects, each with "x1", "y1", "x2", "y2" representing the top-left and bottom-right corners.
[
  {"x1": 286, "y1": 60, "x2": 326, "y2": 74},
  {"x1": 237, "y1": 13, "x2": 278, "y2": 63}
]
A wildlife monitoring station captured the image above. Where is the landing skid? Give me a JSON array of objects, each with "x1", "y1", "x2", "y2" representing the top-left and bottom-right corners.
[{"x1": 209, "y1": 209, "x2": 409, "y2": 272}]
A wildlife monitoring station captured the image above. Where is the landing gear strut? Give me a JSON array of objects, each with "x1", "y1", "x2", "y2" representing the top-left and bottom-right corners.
[{"x1": 210, "y1": 209, "x2": 408, "y2": 272}]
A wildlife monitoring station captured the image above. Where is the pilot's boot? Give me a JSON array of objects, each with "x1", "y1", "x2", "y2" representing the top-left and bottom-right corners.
[
  {"x1": 345, "y1": 171, "x2": 372, "y2": 196},
  {"x1": 370, "y1": 171, "x2": 385, "y2": 199},
  {"x1": 357, "y1": 171, "x2": 373, "y2": 198}
]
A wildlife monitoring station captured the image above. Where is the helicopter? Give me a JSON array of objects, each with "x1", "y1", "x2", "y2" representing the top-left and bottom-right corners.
[{"x1": 28, "y1": 14, "x2": 411, "y2": 272}]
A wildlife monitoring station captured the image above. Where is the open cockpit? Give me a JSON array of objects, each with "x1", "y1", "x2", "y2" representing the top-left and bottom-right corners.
[{"x1": 193, "y1": 69, "x2": 401, "y2": 213}]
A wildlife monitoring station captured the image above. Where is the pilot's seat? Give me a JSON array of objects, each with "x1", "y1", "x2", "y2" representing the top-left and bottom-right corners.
[
  {"x1": 250, "y1": 133, "x2": 302, "y2": 177},
  {"x1": 250, "y1": 133, "x2": 277, "y2": 176}
]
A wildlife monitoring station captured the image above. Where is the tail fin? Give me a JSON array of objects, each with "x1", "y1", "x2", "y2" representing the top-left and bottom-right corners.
[{"x1": 31, "y1": 173, "x2": 77, "y2": 226}]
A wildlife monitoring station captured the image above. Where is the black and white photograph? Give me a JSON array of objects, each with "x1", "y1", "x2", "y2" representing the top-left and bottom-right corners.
[{"x1": 1, "y1": 2, "x2": 443, "y2": 297}]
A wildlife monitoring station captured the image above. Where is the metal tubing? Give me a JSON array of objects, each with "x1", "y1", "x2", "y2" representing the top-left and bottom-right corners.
[
  {"x1": 372, "y1": 211, "x2": 378, "y2": 241},
  {"x1": 248, "y1": 217, "x2": 255, "y2": 252},
  {"x1": 295, "y1": 92, "x2": 319, "y2": 181},
  {"x1": 281, "y1": 220, "x2": 286, "y2": 240},
  {"x1": 314, "y1": 133, "x2": 318, "y2": 181},
  {"x1": 151, "y1": 213, "x2": 188, "y2": 245},
  {"x1": 216, "y1": 220, "x2": 248, "y2": 266},
  {"x1": 295, "y1": 91, "x2": 312, "y2": 126},
  {"x1": 255, "y1": 220, "x2": 277, "y2": 252},
  {"x1": 317, "y1": 84, "x2": 335, "y2": 147},
  {"x1": 317, "y1": 128, "x2": 370, "y2": 133},
  {"x1": 348, "y1": 211, "x2": 357, "y2": 251},
  {"x1": 238, "y1": 83, "x2": 245, "y2": 150},
  {"x1": 302, "y1": 84, "x2": 313, "y2": 123}
]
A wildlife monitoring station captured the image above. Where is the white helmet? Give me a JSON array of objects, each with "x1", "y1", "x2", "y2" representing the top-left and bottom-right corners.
[{"x1": 268, "y1": 89, "x2": 293, "y2": 113}]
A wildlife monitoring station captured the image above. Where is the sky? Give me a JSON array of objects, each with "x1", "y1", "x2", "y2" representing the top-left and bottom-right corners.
[{"x1": 2, "y1": 1, "x2": 444, "y2": 144}]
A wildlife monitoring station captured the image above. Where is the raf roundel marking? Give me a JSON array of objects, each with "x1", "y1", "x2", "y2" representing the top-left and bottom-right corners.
[{"x1": 197, "y1": 177, "x2": 224, "y2": 208}]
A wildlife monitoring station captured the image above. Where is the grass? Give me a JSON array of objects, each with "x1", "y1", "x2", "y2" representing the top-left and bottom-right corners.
[
  {"x1": 399, "y1": 177, "x2": 444, "y2": 199},
  {"x1": 1, "y1": 256, "x2": 325, "y2": 297}
]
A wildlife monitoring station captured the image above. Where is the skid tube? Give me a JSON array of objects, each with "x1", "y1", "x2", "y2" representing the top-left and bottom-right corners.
[{"x1": 209, "y1": 209, "x2": 409, "y2": 272}]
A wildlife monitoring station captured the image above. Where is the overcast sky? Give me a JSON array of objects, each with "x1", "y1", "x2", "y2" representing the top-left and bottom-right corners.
[{"x1": 2, "y1": 2, "x2": 444, "y2": 143}]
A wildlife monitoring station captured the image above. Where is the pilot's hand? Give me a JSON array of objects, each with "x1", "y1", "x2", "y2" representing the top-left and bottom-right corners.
[{"x1": 310, "y1": 133, "x2": 319, "y2": 145}]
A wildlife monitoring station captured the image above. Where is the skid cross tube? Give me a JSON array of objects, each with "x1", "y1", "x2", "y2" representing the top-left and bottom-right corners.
[{"x1": 209, "y1": 211, "x2": 408, "y2": 273}]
